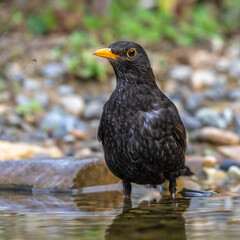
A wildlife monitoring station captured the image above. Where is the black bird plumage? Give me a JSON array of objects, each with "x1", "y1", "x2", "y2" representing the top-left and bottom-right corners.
[{"x1": 94, "y1": 41, "x2": 186, "y2": 199}]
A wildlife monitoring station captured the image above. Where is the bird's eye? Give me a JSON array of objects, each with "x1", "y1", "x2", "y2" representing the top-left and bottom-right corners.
[{"x1": 127, "y1": 48, "x2": 136, "y2": 58}]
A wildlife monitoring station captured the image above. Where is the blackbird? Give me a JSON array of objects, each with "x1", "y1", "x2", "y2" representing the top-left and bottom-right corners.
[{"x1": 94, "y1": 41, "x2": 186, "y2": 199}]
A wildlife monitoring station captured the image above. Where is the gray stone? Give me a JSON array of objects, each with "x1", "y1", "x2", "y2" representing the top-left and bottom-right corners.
[
  {"x1": 42, "y1": 62, "x2": 66, "y2": 78},
  {"x1": 196, "y1": 108, "x2": 227, "y2": 129},
  {"x1": 220, "y1": 159, "x2": 240, "y2": 172},
  {"x1": 23, "y1": 78, "x2": 42, "y2": 91},
  {"x1": 216, "y1": 58, "x2": 231, "y2": 72},
  {"x1": 57, "y1": 85, "x2": 75, "y2": 95},
  {"x1": 168, "y1": 65, "x2": 192, "y2": 82},
  {"x1": 180, "y1": 113, "x2": 202, "y2": 131},
  {"x1": 203, "y1": 83, "x2": 227, "y2": 101},
  {"x1": 228, "y1": 59, "x2": 240, "y2": 78},
  {"x1": 16, "y1": 95, "x2": 30, "y2": 106},
  {"x1": 83, "y1": 100, "x2": 104, "y2": 119},
  {"x1": 221, "y1": 108, "x2": 233, "y2": 126},
  {"x1": 40, "y1": 109, "x2": 88, "y2": 138},
  {"x1": 5, "y1": 62, "x2": 25, "y2": 82},
  {"x1": 185, "y1": 93, "x2": 204, "y2": 112},
  {"x1": 34, "y1": 91, "x2": 49, "y2": 107},
  {"x1": 60, "y1": 95, "x2": 85, "y2": 115},
  {"x1": 229, "y1": 88, "x2": 240, "y2": 101}
]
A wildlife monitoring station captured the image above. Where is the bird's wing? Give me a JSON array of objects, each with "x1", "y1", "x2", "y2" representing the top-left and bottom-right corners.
[{"x1": 127, "y1": 104, "x2": 186, "y2": 163}]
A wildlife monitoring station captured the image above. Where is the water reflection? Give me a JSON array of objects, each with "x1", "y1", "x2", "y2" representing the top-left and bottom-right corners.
[
  {"x1": 106, "y1": 197, "x2": 190, "y2": 240},
  {"x1": 0, "y1": 190, "x2": 239, "y2": 239}
]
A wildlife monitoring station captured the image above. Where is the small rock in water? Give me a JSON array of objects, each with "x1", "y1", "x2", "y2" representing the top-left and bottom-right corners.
[
  {"x1": 57, "y1": 85, "x2": 75, "y2": 95},
  {"x1": 220, "y1": 159, "x2": 240, "y2": 171},
  {"x1": 42, "y1": 62, "x2": 66, "y2": 78},
  {"x1": 216, "y1": 57, "x2": 231, "y2": 72},
  {"x1": 227, "y1": 166, "x2": 240, "y2": 182},
  {"x1": 196, "y1": 108, "x2": 227, "y2": 129},
  {"x1": 204, "y1": 167, "x2": 227, "y2": 185},
  {"x1": 199, "y1": 127, "x2": 239, "y2": 145},
  {"x1": 185, "y1": 93, "x2": 204, "y2": 112},
  {"x1": 40, "y1": 109, "x2": 88, "y2": 138},
  {"x1": 60, "y1": 95, "x2": 85, "y2": 116},
  {"x1": 179, "y1": 188, "x2": 213, "y2": 197},
  {"x1": 83, "y1": 99, "x2": 104, "y2": 119},
  {"x1": 168, "y1": 65, "x2": 192, "y2": 82}
]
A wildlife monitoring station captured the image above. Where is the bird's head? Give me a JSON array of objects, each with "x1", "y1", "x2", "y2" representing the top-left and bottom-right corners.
[{"x1": 94, "y1": 41, "x2": 155, "y2": 85}]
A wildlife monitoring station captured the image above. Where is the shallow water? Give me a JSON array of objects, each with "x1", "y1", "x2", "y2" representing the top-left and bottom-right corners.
[{"x1": 0, "y1": 189, "x2": 239, "y2": 240}]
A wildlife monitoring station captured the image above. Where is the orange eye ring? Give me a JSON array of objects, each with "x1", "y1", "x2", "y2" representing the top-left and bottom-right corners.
[{"x1": 127, "y1": 48, "x2": 137, "y2": 58}]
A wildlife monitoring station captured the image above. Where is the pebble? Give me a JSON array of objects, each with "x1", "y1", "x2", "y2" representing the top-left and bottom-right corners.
[
  {"x1": 180, "y1": 113, "x2": 202, "y2": 131},
  {"x1": 191, "y1": 69, "x2": 217, "y2": 90},
  {"x1": 42, "y1": 62, "x2": 66, "y2": 78},
  {"x1": 23, "y1": 78, "x2": 42, "y2": 91},
  {"x1": 228, "y1": 88, "x2": 240, "y2": 101},
  {"x1": 15, "y1": 95, "x2": 30, "y2": 106},
  {"x1": 57, "y1": 85, "x2": 75, "y2": 95},
  {"x1": 227, "y1": 166, "x2": 240, "y2": 182},
  {"x1": 185, "y1": 93, "x2": 204, "y2": 112},
  {"x1": 216, "y1": 57, "x2": 231, "y2": 72},
  {"x1": 5, "y1": 62, "x2": 25, "y2": 82},
  {"x1": 228, "y1": 59, "x2": 240, "y2": 78},
  {"x1": 186, "y1": 155, "x2": 218, "y2": 168},
  {"x1": 217, "y1": 146, "x2": 240, "y2": 162},
  {"x1": 204, "y1": 167, "x2": 227, "y2": 185},
  {"x1": 196, "y1": 108, "x2": 227, "y2": 129},
  {"x1": 34, "y1": 91, "x2": 49, "y2": 107},
  {"x1": 203, "y1": 83, "x2": 227, "y2": 101},
  {"x1": 40, "y1": 109, "x2": 88, "y2": 138},
  {"x1": 220, "y1": 159, "x2": 240, "y2": 171},
  {"x1": 199, "y1": 127, "x2": 239, "y2": 145},
  {"x1": 83, "y1": 100, "x2": 104, "y2": 119},
  {"x1": 168, "y1": 65, "x2": 192, "y2": 82},
  {"x1": 60, "y1": 95, "x2": 85, "y2": 116},
  {"x1": 220, "y1": 108, "x2": 233, "y2": 126}
]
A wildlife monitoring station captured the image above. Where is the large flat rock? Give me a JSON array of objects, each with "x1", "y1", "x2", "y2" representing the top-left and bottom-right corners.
[{"x1": 0, "y1": 157, "x2": 120, "y2": 192}]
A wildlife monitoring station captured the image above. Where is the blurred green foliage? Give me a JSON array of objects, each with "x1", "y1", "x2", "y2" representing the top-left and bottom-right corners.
[
  {"x1": 1, "y1": 0, "x2": 239, "y2": 80},
  {"x1": 15, "y1": 100, "x2": 42, "y2": 116}
]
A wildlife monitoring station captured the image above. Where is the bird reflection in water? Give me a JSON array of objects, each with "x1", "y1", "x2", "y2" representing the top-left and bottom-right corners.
[{"x1": 105, "y1": 196, "x2": 190, "y2": 240}]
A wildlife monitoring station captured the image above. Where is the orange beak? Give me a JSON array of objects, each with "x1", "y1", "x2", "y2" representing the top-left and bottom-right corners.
[{"x1": 93, "y1": 48, "x2": 125, "y2": 61}]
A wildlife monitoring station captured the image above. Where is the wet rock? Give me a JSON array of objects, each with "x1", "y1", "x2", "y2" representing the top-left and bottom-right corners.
[
  {"x1": 199, "y1": 127, "x2": 239, "y2": 145},
  {"x1": 227, "y1": 166, "x2": 240, "y2": 182},
  {"x1": 40, "y1": 109, "x2": 88, "y2": 138},
  {"x1": 179, "y1": 188, "x2": 213, "y2": 197},
  {"x1": 228, "y1": 59, "x2": 240, "y2": 78},
  {"x1": 191, "y1": 69, "x2": 217, "y2": 90},
  {"x1": 185, "y1": 93, "x2": 204, "y2": 112},
  {"x1": 196, "y1": 108, "x2": 227, "y2": 129},
  {"x1": 203, "y1": 83, "x2": 227, "y2": 101},
  {"x1": 0, "y1": 140, "x2": 62, "y2": 160},
  {"x1": 221, "y1": 108, "x2": 233, "y2": 126},
  {"x1": 0, "y1": 157, "x2": 119, "y2": 192},
  {"x1": 217, "y1": 146, "x2": 240, "y2": 162},
  {"x1": 220, "y1": 159, "x2": 240, "y2": 171},
  {"x1": 42, "y1": 62, "x2": 66, "y2": 78},
  {"x1": 83, "y1": 99, "x2": 104, "y2": 119},
  {"x1": 168, "y1": 65, "x2": 192, "y2": 82},
  {"x1": 185, "y1": 157, "x2": 205, "y2": 178},
  {"x1": 57, "y1": 85, "x2": 75, "y2": 95},
  {"x1": 60, "y1": 95, "x2": 85, "y2": 116},
  {"x1": 180, "y1": 113, "x2": 202, "y2": 131}
]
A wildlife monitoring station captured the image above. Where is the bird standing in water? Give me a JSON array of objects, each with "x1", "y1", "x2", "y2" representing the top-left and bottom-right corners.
[{"x1": 94, "y1": 41, "x2": 186, "y2": 199}]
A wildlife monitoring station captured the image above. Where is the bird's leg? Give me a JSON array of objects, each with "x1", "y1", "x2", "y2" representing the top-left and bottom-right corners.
[
  {"x1": 169, "y1": 178, "x2": 177, "y2": 200},
  {"x1": 123, "y1": 180, "x2": 132, "y2": 197}
]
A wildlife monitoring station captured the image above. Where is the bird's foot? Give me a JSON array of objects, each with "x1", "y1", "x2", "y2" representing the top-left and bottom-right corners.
[
  {"x1": 123, "y1": 180, "x2": 132, "y2": 197},
  {"x1": 169, "y1": 178, "x2": 178, "y2": 201}
]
